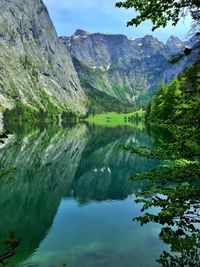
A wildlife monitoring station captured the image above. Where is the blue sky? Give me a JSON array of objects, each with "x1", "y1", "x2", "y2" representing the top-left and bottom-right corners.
[{"x1": 43, "y1": 0, "x2": 192, "y2": 43}]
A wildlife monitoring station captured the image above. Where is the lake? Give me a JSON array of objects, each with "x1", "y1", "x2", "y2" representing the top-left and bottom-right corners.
[{"x1": 0, "y1": 122, "x2": 170, "y2": 267}]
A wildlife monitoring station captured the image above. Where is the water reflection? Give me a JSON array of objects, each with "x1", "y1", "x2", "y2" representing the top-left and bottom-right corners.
[
  {"x1": 0, "y1": 125, "x2": 87, "y2": 265},
  {"x1": 0, "y1": 123, "x2": 165, "y2": 267},
  {"x1": 73, "y1": 125, "x2": 160, "y2": 203}
]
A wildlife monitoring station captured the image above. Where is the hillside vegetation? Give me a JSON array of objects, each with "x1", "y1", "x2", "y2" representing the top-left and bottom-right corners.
[
  {"x1": 146, "y1": 60, "x2": 200, "y2": 125},
  {"x1": 122, "y1": 59, "x2": 200, "y2": 266},
  {"x1": 72, "y1": 57, "x2": 137, "y2": 114}
]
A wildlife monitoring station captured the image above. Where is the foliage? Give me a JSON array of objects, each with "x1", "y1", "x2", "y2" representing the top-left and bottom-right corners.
[
  {"x1": 19, "y1": 55, "x2": 39, "y2": 81},
  {"x1": 2, "y1": 96, "x2": 80, "y2": 128},
  {"x1": 116, "y1": 0, "x2": 200, "y2": 64},
  {"x1": 116, "y1": 0, "x2": 200, "y2": 31},
  {"x1": 120, "y1": 58, "x2": 200, "y2": 265},
  {"x1": 122, "y1": 123, "x2": 200, "y2": 160},
  {"x1": 3, "y1": 101, "x2": 55, "y2": 124},
  {"x1": 61, "y1": 111, "x2": 78, "y2": 127},
  {"x1": 130, "y1": 158, "x2": 200, "y2": 266},
  {"x1": 146, "y1": 60, "x2": 200, "y2": 125},
  {"x1": 38, "y1": 91, "x2": 60, "y2": 115},
  {"x1": 122, "y1": 122, "x2": 200, "y2": 266},
  {"x1": 85, "y1": 87, "x2": 135, "y2": 115}
]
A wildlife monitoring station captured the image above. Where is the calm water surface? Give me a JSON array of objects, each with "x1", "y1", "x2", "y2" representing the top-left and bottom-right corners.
[{"x1": 0, "y1": 123, "x2": 170, "y2": 267}]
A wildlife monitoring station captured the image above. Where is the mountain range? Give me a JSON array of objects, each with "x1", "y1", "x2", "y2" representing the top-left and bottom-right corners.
[
  {"x1": 60, "y1": 30, "x2": 195, "y2": 107},
  {"x1": 0, "y1": 0, "x2": 197, "y2": 117}
]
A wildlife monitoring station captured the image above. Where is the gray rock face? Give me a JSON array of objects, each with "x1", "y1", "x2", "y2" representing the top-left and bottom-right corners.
[
  {"x1": 61, "y1": 30, "x2": 195, "y2": 103},
  {"x1": 166, "y1": 35, "x2": 185, "y2": 53},
  {"x1": 0, "y1": 0, "x2": 86, "y2": 115}
]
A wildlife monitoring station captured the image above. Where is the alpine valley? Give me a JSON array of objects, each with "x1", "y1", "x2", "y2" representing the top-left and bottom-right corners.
[
  {"x1": 60, "y1": 29, "x2": 197, "y2": 112},
  {"x1": 0, "y1": 0, "x2": 196, "y2": 118},
  {"x1": 1, "y1": 0, "x2": 200, "y2": 266}
]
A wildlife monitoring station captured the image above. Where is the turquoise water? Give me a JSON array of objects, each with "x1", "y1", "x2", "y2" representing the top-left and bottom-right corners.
[{"x1": 0, "y1": 123, "x2": 169, "y2": 267}]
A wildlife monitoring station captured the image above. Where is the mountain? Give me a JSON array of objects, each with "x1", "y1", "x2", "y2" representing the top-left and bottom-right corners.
[
  {"x1": 166, "y1": 35, "x2": 185, "y2": 53},
  {"x1": 61, "y1": 30, "x2": 195, "y2": 106},
  {"x1": 0, "y1": 0, "x2": 86, "y2": 116}
]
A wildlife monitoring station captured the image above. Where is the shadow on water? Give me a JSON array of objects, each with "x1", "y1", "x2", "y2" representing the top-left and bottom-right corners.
[{"x1": 0, "y1": 121, "x2": 176, "y2": 266}]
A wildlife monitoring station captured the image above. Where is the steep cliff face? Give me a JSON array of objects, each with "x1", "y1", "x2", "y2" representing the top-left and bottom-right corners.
[
  {"x1": 0, "y1": 0, "x2": 86, "y2": 115},
  {"x1": 166, "y1": 36, "x2": 185, "y2": 53},
  {"x1": 61, "y1": 30, "x2": 194, "y2": 104}
]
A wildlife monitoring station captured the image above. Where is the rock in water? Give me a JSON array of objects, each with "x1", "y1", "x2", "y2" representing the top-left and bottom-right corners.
[{"x1": 0, "y1": 0, "x2": 86, "y2": 115}]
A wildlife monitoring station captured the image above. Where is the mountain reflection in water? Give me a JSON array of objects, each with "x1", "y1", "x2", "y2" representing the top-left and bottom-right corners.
[{"x1": 0, "y1": 123, "x2": 166, "y2": 267}]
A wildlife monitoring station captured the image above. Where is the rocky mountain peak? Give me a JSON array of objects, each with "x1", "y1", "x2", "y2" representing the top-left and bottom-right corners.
[
  {"x1": 131, "y1": 35, "x2": 166, "y2": 54},
  {"x1": 73, "y1": 29, "x2": 90, "y2": 37},
  {"x1": 145, "y1": 35, "x2": 165, "y2": 47},
  {"x1": 185, "y1": 34, "x2": 200, "y2": 48},
  {"x1": 143, "y1": 35, "x2": 159, "y2": 41},
  {"x1": 166, "y1": 35, "x2": 184, "y2": 52}
]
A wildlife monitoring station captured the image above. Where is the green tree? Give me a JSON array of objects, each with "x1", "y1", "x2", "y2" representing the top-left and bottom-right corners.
[{"x1": 116, "y1": 0, "x2": 200, "y2": 31}]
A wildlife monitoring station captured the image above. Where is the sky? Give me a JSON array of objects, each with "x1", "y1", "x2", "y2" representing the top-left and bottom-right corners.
[{"x1": 43, "y1": 0, "x2": 192, "y2": 43}]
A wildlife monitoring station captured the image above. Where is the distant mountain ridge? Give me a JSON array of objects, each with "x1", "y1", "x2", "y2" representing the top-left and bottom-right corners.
[{"x1": 60, "y1": 30, "x2": 195, "y2": 105}]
